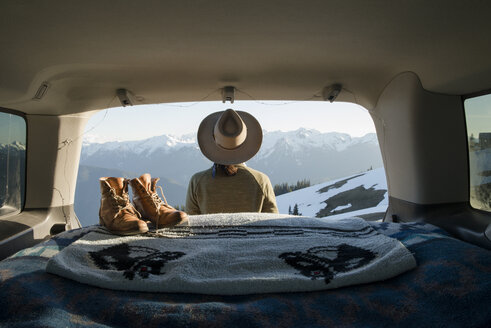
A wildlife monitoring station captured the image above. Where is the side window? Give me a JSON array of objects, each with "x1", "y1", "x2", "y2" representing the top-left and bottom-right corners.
[
  {"x1": 464, "y1": 94, "x2": 491, "y2": 212},
  {"x1": 0, "y1": 111, "x2": 26, "y2": 217}
]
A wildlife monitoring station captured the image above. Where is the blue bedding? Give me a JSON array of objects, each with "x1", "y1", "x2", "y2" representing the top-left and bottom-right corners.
[{"x1": 0, "y1": 221, "x2": 490, "y2": 328}]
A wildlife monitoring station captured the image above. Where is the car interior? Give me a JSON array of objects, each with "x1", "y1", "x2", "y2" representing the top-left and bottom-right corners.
[{"x1": 0, "y1": 1, "x2": 490, "y2": 327}]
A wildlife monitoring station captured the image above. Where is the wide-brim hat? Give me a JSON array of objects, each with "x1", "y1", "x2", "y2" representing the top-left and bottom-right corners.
[{"x1": 197, "y1": 109, "x2": 263, "y2": 165}]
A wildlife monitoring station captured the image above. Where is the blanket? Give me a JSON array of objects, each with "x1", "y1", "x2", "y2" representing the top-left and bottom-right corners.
[
  {"x1": 46, "y1": 213, "x2": 416, "y2": 294},
  {"x1": 1, "y1": 220, "x2": 490, "y2": 327}
]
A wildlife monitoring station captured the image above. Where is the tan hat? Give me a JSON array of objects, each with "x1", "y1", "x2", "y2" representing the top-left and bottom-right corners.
[{"x1": 197, "y1": 109, "x2": 263, "y2": 165}]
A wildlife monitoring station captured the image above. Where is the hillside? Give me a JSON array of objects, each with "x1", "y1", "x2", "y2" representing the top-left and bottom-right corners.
[
  {"x1": 74, "y1": 166, "x2": 388, "y2": 226},
  {"x1": 276, "y1": 167, "x2": 387, "y2": 221}
]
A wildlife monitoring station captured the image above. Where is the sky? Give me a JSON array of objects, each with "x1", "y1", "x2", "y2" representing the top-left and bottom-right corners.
[
  {"x1": 464, "y1": 94, "x2": 491, "y2": 138},
  {"x1": 83, "y1": 100, "x2": 376, "y2": 143},
  {"x1": 0, "y1": 113, "x2": 26, "y2": 144}
]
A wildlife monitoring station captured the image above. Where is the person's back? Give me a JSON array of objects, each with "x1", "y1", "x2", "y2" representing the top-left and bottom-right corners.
[
  {"x1": 186, "y1": 164, "x2": 278, "y2": 214},
  {"x1": 185, "y1": 109, "x2": 278, "y2": 215}
]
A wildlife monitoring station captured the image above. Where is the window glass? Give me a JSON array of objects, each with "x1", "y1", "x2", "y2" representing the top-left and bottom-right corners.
[
  {"x1": 464, "y1": 94, "x2": 491, "y2": 212},
  {"x1": 0, "y1": 111, "x2": 27, "y2": 217}
]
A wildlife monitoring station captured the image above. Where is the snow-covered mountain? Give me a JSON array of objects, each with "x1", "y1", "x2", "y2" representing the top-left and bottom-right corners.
[
  {"x1": 0, "y1": 141, "x2": 26, "y2": 151},
  {"x1": 82, "y1": 133, "x2": 196, "y2": 157},
  {"x1": 256, "y1": 128, "x2": 377, "y2": 157},
  {"x1": 80, "y1": 128, "x2": 382, "y2": 189},
  {"x1": 276, "y1": 167, "x2": 387, "y2": 220},
  {"x1": 82, "y1": 129, "x2": 377, "y2": 158}
]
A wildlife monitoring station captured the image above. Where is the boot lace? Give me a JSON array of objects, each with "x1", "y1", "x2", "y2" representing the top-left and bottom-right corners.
[
  {"x1": 110, "y1": 188, "x2": 141, "y2": 220},
  {"x1": 151, "y1": 185, "x2": 169, "y2": 230}
]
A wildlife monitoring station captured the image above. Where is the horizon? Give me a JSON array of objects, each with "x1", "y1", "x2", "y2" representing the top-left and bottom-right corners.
[
  {"x1": 83, "y1": 100, "x2": 376, "y2": 143},
  {"x1": 83, "y1": 126, "x2": 378, "y2": 145}
]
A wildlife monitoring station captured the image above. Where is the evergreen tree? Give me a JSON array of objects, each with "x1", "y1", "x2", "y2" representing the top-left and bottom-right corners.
[
  {"x1": 288, "y1": 205, "x2": 292, "y2": 215},
  {"x1": 274, "y1": 179, "x2": 311, "y2": 196},
  {"x1": 292, "y1": 203, "x2": 299, "y2": 215}
]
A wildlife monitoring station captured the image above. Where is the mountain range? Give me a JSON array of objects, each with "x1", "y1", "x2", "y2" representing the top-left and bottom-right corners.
[
  {"x1": 80, "y1": 129, "x2": 382, "y2": 185},
  {"x1": 0, "y1": 141, "x2": 26, "y2": 151}
]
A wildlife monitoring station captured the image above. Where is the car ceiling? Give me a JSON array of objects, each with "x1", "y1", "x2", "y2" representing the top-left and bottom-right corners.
[{"x1": 1, "y1": 0, "x2": 490, "y2": 115}]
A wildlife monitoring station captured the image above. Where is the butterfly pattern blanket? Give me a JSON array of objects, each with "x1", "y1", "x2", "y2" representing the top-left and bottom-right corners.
[{"x1": 45, "y1": 213, "x2": 416, "y2": 294}]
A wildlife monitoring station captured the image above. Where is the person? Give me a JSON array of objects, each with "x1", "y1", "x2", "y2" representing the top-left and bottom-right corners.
[{"x1": 186, "y1": 109, "x2": 278, "y2": 214}]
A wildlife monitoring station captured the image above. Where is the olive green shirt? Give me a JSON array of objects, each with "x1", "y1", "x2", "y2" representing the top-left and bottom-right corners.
[{"x1": 185, "y1": 164, "x2": 279, "y2": 215}]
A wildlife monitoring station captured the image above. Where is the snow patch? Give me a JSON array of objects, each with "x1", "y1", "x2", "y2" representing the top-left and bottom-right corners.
[
  {"x1": 276, "y1": 167, "x2": 387, "y2": 218},
  {"x1": 332, "y1": 203, "x2": 352, "y2": 212}
]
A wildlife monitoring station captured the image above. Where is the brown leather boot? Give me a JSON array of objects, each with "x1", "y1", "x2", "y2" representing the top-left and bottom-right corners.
[
  {"x1": 130, "y1": 173, "x2": 188, "y2": 229},
  {"x1": 99, "y1": 177, "x2": 149, "y2": 235}
]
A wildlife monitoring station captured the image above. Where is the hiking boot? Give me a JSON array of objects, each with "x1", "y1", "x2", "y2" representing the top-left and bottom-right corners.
[
  {"x1": 130, "y1": 173, "x2": 188, "y2": 229},
  {"x1": 99, "y1": 177, "x2": 149, "y2": 235}
]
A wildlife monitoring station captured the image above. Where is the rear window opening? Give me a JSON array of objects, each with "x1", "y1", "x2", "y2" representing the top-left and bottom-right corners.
[{"x1": 75, "y1": 101, "x2": 386, "y2": 226}]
